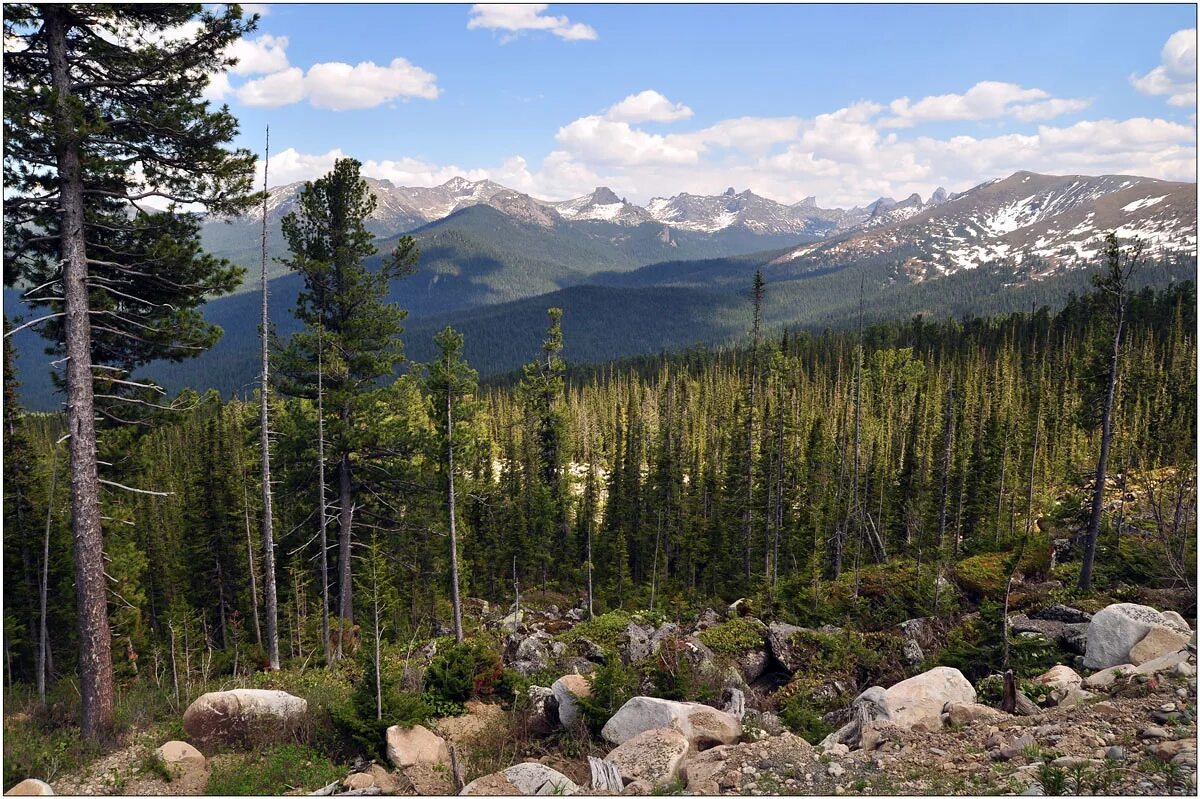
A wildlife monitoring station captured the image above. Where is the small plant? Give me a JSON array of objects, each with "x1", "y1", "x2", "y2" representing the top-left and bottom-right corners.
[
  {"x1": 138, "y1": 750, "x2": 173, "y2": 783},
  {"x1": 1034, "y1": 763, "x2": 1067, "y2": 796},
  {"x1": 697, "y1": 616, "x2": 766, "y2": 656},
  {"x1": 425, "y1": 639, "x2": 503, "y2": 703},
  {"x1": 1065, "y1": 762, "x2": 1092, "y2": 794},
  {"x1": 650, "y1": 777, "x2": 686, "y2": 795},
  {"x1": 206, "y1": 743, "x2": 343, "y2": 796}
]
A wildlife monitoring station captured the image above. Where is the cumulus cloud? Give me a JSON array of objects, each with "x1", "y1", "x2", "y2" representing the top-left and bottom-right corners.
[
  {"x1": 260, "y1": 80, "x2": 1196, "y2": 209},
  {"x1": 227, "y1": 33, "x2": 290, "y2": 76},
  {"x1": 467, "y1": 4, "x2": 597, "y2": 41},
  {"x1": 605, "y1": 90, "x2": 693, "y2": 123},
  {"x1": 1131, "y1": 28, "x2": 1197, "y2": 107},
  {"x1": 556, "y1": 116, "x2": 699, "y2": 166},
  {"x1": 883, "y1": 81, "x2": 1090, "y2": 127},
  {"x1": 233, "y1": 58, "x2": 438, "y2": 109}
]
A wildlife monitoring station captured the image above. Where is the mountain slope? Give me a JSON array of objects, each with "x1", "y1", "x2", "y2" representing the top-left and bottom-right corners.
[{"x1": 773, "y1": 172, "x2": 1197, "y2": 281}]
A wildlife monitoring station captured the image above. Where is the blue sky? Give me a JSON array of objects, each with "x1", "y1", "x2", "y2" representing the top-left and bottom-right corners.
[{"x1": 210, "y1": 3, "x2": 1197, "y2": 207}]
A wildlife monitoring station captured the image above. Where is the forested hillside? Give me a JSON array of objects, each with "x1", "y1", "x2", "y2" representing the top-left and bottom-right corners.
[{"x1": 8, "y1": 280, "x2": 1195, "y2": 684}]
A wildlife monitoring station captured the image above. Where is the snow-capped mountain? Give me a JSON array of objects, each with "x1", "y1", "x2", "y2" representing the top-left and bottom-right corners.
[
  {"x1": 643, "y1": 187, "x2": 861, "y2": 236},
  {"x1": 550, "y1": 187, "x2": 653, "y2": 225},
  {"x1": 773, "y1": 172, "x2": 1197, "y2": 281}
]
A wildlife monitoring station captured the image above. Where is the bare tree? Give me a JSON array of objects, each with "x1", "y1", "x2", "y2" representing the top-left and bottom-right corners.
[
  {"x1": 37, "y1": 446, "x2": 59, "y2": 705},
  {"x1": 259, "y1": 128, "x2": 280, "y2": 669},
  {"x1": 1078, "y1": 234, "x2": 1143, "y2": 591}
]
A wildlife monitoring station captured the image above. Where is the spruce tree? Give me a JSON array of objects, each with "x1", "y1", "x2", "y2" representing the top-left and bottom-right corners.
[{"x1": 276, "y1": 157, "x2": 418, "y2": 635}]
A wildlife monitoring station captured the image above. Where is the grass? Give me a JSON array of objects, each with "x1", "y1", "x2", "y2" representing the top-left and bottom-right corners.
[{"x1": 206, "y1": 743, "x2": 344, "y2": 795}]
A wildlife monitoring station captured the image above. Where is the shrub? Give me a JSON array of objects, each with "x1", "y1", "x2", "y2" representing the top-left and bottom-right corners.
[
  {"x1": 556, "y1": 611, "x2": 634, "y2": 654},
  {"x1": 424, "y1": 639, "x2": 503, "y2": 703},
  {"x1": 206, "y1": 743, "x2": 343, "y2": 795},
  {"x1": 576, "y1": 659, "x2": 639, "y2": 732},
  {"x1": 697, "y1": 617, "x2": 766, "y2": 656},
  {"x1": 331, "y1": 653, "x2": 430, "y2": 759},
  {"x1": 778, "y1": 698, "x2": 833, "y2": 745}
]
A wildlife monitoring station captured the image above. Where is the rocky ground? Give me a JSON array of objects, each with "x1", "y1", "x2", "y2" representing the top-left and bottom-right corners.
[{"x1": 10, "y1": 597, "x2": 1198, "y2": 797}]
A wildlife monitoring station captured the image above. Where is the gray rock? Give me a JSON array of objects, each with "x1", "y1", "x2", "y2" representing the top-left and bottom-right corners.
[
  {"x1": 600, "y1": 696, "x2": 741, "y2": 748},
  {"x1": 1105, "y1": 746, "x2": 1126, "y2": 761},
  {"x1": 618, "y1": 623, "x2": 653, "y2": 664}
]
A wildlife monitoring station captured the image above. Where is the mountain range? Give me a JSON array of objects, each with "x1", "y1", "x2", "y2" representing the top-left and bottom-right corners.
[{"x1": 9, "y1": 170, "x2": 1196, "y2": 409}]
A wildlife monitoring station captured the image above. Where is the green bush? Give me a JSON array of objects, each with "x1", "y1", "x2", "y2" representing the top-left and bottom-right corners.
[
  {"x1": 332, "y1": 654, "x2": 430, "y2": 759},
  {"x1": 425, "y1": 639, "x2": 503, "y2": 703},
  {"x1": 576, "y1": 659, "x2": 639, "y2": 732},
  {"x1": 697, "y1": 617, "x2": 766, "y2": 656},
  {"x1": 778, "y1": 698, "x2": 833, "y2": 745},
  {"x1": 556, "y1": 610, "x2": 634, "y2": 654},
  {"x1": 206, "y1": 743, "x2": 343, "y2": 795}
]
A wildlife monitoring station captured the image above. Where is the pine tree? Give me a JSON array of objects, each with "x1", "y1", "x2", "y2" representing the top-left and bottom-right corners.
[{"x1": 3, "y1": 4, "x2": 258, "y2": 737}]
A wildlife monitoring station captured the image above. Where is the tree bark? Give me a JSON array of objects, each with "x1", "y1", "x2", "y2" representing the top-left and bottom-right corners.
[
  {"x1": 316, "y1": 325, "x2": 332, "y2": 663},
  {"x1": 259, "y1": 128, "x2": 280, "y2": 670},
  {"x1": 337, "y1": 444, "x2": 354, "y2": 630},
  {"x1": 38, "y1": 448, "x2": 58, "y2": 705},
  {"x1": 447, "y1": 380, "x2": 464, "y2": 642},
  {"x1": 47, "y1": 6, "x2": 114, "y2": 740}
]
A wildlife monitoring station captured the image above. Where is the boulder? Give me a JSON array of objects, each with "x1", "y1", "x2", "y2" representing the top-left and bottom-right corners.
[
  {"x1": 1054, "y1": 688, "x2": 1097, "y2": 708},
  {"x1": 1083, "y1": 603, "x2": 1178, "y2": 669},
  {"x1": 1161, "y1": 611, "x2": 1192, "y2": 633},
  {"x1": 552, "y1": 674, "x2": 592, "y2": 727},
  {"x1": 1083, "y1": 663, "x2": 1135, "y2": 689},
  {"x1": 4, "y1": 780, "x2": 53, "y2": 796},
  {"x1": 1009, "y1": 615, "x2": 1089, "y2": 655},
  {"x1": 343, "y1": 772, "x2": 376, "y2": 791},
  {"x1": 462, "y1": 763, "x2": 578, "y2": 795},
  {"x1": 765, "y1": 622, "x2": 806, "y2": 673},
  {"x1": 603, "y1": 728, "x2": 689, "y2": 787},
  {"x1": 734, "y1": 647, "x2": 769, "y2": 684},
  {"x1": 386, "y1": 724, "x2": 450, "y2": 769},
  {"x1": 1031, "y1": 604, "x2": 1092, "y2": 624},
  {"x1": 156, "y1": 740, "x2": 205, "y2": 768},
  {"x1": 1032, "y1": 665, "x2": 1082, "y2": 693},
  {"x1": 1129, "y1": 627, "x2": 1190, "y2": 666},
  {"x1": 617, "y1": 623, "x2": 653, "y2": 664},
  {"x1": 822, "y1": 667, "x2": 974, "y2": 750},
  {"x1": 601, "y1": 696, "x2": 741, "y2": 749},
  {"x1": 872, "y1": 666, "x2": 975, "y2": 731},
  {"x1": 512, "y1": 631, "x2": 554, "y2": 674},
  {"x1": 182, "y1": 689, "x2": 307, "y2": 752},
  {"x1": 943, "y1": 702, "x2": 1004, "y2": 726}
]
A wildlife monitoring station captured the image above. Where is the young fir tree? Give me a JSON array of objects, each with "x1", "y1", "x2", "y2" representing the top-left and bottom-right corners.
[
  {"x1": 2, "y1": 4, "x2": 257, "y2": 737},
  {"x1": 275, "y1": 158, "x2": 418, "y2": 646},
  {"x1": 517, "y1": 308, "x2": 569, "y2": 585},
  {"x1": 425, "y1": 327, "x2": 479, "y2": 642}
]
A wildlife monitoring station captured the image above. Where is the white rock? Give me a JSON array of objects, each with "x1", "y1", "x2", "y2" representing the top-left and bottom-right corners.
[
  {"x1": 1084, "y1": 604, "x2": 1176, "y2": 669},
  {"x1": 503, "y1": 763, "x2": 578, "y2": 795},
  {"x1": 600, "y1": 696, "x2": 741, "y2": 748},
  {"x1": 1160, "y1": 611, "x2": 1191, "y2": 633},
  {"x1": 182, "y1": 689, "x2": 307, "y2": 752},
  {"x1": 1032, "y1": 665, "x2": 1083, "y2": 693},
  {"x1": 4, "y1": 779, "x2": 54, "y2": 796},
  {"x1": 1129, "y1": 627, "x2": 1190, "y2": 666},
  {"x1": 866, "y1": 666, "x2": 975, "y2": 732},
  {"x1": 552, "y1": 674, "x2": 592, "y2": 727},
  {"x1": 385, "y1": 724, "x2": 449, "y2": 769},
  {"x1": 603, "y1": 728, "x2": 689, "y2": 787}
]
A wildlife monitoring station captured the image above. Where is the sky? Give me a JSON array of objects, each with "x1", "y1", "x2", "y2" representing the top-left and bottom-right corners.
[{"x1": 206, "y1": 3, "x2": 1198, "y2": 208}]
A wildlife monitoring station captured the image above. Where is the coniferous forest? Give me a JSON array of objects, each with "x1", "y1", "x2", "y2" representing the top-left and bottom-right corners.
[{"x1": 2, "y1": 4, "x2": 1198, "y2": 797}]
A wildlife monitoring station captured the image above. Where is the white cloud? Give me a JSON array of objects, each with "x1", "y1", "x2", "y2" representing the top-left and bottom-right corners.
[
  {"x1": 202, "y1": 71, "x2": 233, "y2": 103},
  {"x1": 236, "y1": 66, "x2": 305, "y2": 107},
  {"x1": 556, "y1": 116, "x2": 700, "y2": 166},
  {"x1": 233, "y1": 59, "x2": 439, "y2": 110},
  {"x1": 227, "y1": 33, "x2": 289, "y2": 76},
  {"x1": 1131, "y1": 28, "x2": 1197, "y2": 107},
  {"x1": 883, "y1": 81, "x2": 1090, "y2": 127},
  {"x1": 305, "y1": 58, "x2": 440, "y2": 109},
  {"x1": 467, "y1": 4, "x2": 597, "y2": 42},
  {"x1": 605, "y1": 90, "x2": 693, "y2": 123},
  {"x1": 257, "y1": 80, "x2": 1196, "y2": 210}
]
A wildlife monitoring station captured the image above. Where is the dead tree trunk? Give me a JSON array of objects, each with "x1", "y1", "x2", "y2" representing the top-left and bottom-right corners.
[
  {"x1": 447, "y1": 376, "x2": 464, "y2": 643},
  {"x1": 259, "y1": 127, "x2": 280, "y2": 670},
  {"x1": 47, "y1": 6, "x2": 114, "y2": 740},
  {"x1": 316, "y1": 323, "x2": 332, "y2": 663}
]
